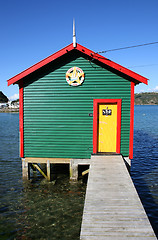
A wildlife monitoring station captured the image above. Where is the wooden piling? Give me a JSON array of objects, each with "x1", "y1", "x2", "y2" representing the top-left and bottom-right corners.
[
  {"x1": 47, "y1": 160, "x2": 51, "y2": 181},
  {"x1": 22, "y1": 158, "x2": 30, "y2": 180},
  {"x1": 70, "y1": 160, "x2": 78, "y2": 180}
]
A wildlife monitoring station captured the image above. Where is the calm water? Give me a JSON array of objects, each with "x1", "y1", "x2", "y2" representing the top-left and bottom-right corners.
[
  {"x1": 131, "y1": 105, "x2": 158, "y2": 237},
  {"x1": 0, "y1": 105, "x2": 158, "y2": 239},
  {"x1": 0, "y1": 113, "x2": 86, "y2": 240}
]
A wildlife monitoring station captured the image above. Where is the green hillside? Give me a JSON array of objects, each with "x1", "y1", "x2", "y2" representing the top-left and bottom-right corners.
[
  {"x1": 135, "y1": 92, "x2": 158, "y2": 105},
  {"x1": 0, "y1": 91, "x2": 8, "y2": 103},
  {"x1": 0, "y1": 91, "x2": 158, "y2": 105}
]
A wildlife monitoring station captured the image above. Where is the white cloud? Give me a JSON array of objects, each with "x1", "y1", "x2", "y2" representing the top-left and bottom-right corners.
[
  {"x1": 9, "y1": 93, "x2": 19, "y2": 101},
  {"x1": 136, "y1": 86, "x2": 158, "y2": 94},
  {"x1": 139, "y1": 89, "x2": 145, "y2": 93},
  {"x1": 154, "y1": 86, "x2": 158, "y2": 92}
]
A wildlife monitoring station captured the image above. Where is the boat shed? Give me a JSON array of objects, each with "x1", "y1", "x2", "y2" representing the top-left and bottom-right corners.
[{"x1": 8, "y1": 42, "x2": 148, "y2": 180}]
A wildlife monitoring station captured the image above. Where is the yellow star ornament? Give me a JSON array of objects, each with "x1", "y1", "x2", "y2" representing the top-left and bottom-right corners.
[{"x1": 66, "y1": 67, "x2": 85, "y2": 86}]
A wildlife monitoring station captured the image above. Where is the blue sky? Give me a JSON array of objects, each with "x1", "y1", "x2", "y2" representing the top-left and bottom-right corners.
[{"x1": 0, "y1": 0, "x2": 158, "y2": 100}]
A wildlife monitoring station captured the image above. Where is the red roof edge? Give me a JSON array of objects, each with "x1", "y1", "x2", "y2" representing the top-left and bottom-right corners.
[
  {"x1": 76, "y1": 43, "x2": 148, "y2": 85},
  {"x1": 8, "y1": 43, "x2": 74, "y2": 86},
  {"x1": 8, "y1": 42, "x2": 148, "y2": 86}
]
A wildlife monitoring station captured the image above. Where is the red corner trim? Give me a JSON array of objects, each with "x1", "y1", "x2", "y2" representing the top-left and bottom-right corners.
[
  {"x1": 93, "y1": 99, "x2": 122, "y2": 154},
  {"x1": 8, "y1": 43, "x2": 148, "y2": 86},
  {"x1": 129, "y1": 82, "x2": 135, "y2": 159},
  {"x1": 19, "y1": 81, "x2": 24, "y2": 158},
  {"x1": 116, "y1": 99, "x2": 122, "y2": 153}
]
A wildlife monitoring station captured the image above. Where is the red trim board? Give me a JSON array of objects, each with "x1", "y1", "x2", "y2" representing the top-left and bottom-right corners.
[
  {"x1": 8, "y1": 43, "x2": 148, "y2": 86},
  {"x1": 129, "y1": 82, "x2": 135, "y2": 159},
  {"x1": 93, "y1": 99, "x2": 122, "y2": 154},
  {"x1": 19, "y1": 81, "x2": 24, "y2": 158}
]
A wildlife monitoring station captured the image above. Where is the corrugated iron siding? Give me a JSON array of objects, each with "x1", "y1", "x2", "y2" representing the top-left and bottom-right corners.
[{"x1": 23, "y1": 54, "x2": 131, "y2": 158}]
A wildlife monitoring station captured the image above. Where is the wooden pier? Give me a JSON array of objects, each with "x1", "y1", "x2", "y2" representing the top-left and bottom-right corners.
[{"x1": 80, "y1": 155, "x2": 157, "y2": 239}]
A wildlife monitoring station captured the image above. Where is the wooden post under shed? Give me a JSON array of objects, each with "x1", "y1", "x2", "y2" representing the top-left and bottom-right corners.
[{"x1": 22, "y1": 158, "x2": 30, "y2": 180}]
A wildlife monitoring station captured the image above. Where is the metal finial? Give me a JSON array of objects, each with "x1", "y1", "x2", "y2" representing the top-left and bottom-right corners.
[{"x1": 73, "y1": 19, "x2": 77, "y2": 48}]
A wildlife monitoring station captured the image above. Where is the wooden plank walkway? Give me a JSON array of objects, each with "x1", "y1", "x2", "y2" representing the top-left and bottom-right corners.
[{"x1": 80, "y1": 155, "x2": 157, "y2": 240}]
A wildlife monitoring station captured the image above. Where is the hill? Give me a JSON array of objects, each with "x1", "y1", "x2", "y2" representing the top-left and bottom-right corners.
[
  {"x1": 0, "y1": 91, "x2": 158, "y2": 105},
  {"x1": 135, "y1": 92, "x2": 158, "y2": 105},
  {"x1": 0, "y1": 91, "x2": 8, "y2": 103}
]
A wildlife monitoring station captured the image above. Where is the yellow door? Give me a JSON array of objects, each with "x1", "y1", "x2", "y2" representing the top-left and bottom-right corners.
[{"x1": 98, "y1": 104, "x2": 117, "y2": 153}]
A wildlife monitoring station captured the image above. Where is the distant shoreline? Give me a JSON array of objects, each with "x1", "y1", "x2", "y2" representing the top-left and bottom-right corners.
[
  {"x1": 134, "y1": 92, "x2": 158, "y2": 105},
  {"x1": 0, "y1": 108, "x2": 19, "y2": 113},
  {"x1": 134, "y1": 104, "x2": 158, "y2": 105},
  {"x1": 0, "y1": 104, "x2": 157, "y2": 114}
]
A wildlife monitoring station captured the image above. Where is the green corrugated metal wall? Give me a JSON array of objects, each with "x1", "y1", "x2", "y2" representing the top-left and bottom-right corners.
[{"x1": 23, "y1": 53, "x2": 131, "y2": 158}]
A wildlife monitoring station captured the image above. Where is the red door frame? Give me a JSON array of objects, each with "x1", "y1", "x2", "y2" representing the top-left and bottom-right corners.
[
  {"x1": 129, "y1": 82, "x2": 135, "y2": 159},
  {"x1": 93, "y1": 99, "x2": 122, "y2": 154}
]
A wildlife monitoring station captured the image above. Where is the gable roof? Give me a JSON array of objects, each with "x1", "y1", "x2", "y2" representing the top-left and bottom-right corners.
[{"x1": 8, "y1": 43, "x2": 148, "y2": 86}]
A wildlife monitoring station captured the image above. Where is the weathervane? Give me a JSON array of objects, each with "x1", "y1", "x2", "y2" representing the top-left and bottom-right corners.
[{"x1": 73, "y1": 18, "x2": 77, "y2": 48}]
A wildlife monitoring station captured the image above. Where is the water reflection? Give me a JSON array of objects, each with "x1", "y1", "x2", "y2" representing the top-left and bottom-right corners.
[
  {"x1": 0, "y1": 114, "x2": 87, "y2": 240},
  {"x1": 1, "y1": 174, "x2": 86, "y2": 240}
]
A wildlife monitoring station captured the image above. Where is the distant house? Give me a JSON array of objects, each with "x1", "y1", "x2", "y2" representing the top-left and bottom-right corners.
[
  {"x1": 8, "y1": 42, "x2": 148, "y2": 180},
  {"x1": 0, "y1": 103, "x2": 8, "y2": 108},
  {"x1": 8, "y1": 101, "x2": 19, "y2": 109}
]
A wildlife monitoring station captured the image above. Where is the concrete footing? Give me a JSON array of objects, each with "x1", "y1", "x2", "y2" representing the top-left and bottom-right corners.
[
  {"x1": 21, "y1": 157, "x2": 91, "y2": 181},
  {"x1": 21, "y1": 156, "x2": 132, "y2": 181},
  {"x1": 21, "y1": 156, "x2": 131, "y2": 181}
]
